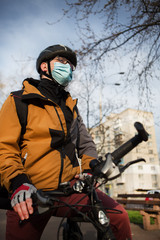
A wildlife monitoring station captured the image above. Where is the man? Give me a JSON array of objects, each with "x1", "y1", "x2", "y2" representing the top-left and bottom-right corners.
[{"x1": 0, "y1": 44, "x2": 132, "y2": 240}]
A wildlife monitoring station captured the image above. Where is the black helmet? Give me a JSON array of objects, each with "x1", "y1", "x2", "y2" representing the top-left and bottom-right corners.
[{"x1": 36, "y1": 44, "x2": 77, "y2": 73}]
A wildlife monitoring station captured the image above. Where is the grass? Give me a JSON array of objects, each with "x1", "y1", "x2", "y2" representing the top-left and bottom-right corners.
[
  {"x1": 127, "y1": 210, "x2": 155, "y2": 225},
  {"x1": 127, "y1": 210, "x2": 143, "y2": 225}
]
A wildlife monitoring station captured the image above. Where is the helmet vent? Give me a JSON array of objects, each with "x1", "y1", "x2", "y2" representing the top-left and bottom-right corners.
[{"x1": 60, "y1": 45, "x2": 67, "y2": 51}]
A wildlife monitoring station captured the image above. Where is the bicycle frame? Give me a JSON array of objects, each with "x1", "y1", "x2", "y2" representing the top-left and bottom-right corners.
[
  {"x1": 34, "y1": 122, "x2": 149, "y2": 240},
  {"x1": 35, "y1": 177, "x2": 118, "y2": 240}
]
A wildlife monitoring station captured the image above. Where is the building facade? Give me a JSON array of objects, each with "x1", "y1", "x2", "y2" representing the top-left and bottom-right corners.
[{"x1": 91, "y1": 108, "x2": 160, "y2": 197}]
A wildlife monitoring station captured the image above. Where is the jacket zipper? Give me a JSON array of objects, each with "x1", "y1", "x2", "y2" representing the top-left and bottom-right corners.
[
  {"x1": 59, "y1": 146, "x2": 65, "y2": 186},
  {"x1": 54, "y1": 106, "x2": 66, "y2": 186}
]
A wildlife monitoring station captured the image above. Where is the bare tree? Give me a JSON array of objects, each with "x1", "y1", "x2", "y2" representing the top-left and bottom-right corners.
[
  {"x1": 63, "y1": 0, "x2": 160, "y2": 100},
  {"x1": 69, "y1": 61, "x2": 125, "y2": 155},
  {"x1": 0, "y1": 57, "x2": 37, "y2": 108}
]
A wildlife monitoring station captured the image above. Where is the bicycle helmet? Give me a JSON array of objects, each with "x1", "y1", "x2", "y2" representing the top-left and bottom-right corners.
[{"x1": 36, "y1": 44, "x2": 77, "y2": 73}]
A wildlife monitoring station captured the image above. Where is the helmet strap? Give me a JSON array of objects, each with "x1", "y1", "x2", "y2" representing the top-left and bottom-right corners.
[
  {"x1": 41, "y1": 60, "x2": 54, "y2": 80},
  {"x1": 47, "y1": 60, "x2": 54, "y2": 80},
  {"x1": 41, "y1": 71, "x2": 51, "y2": 79}
]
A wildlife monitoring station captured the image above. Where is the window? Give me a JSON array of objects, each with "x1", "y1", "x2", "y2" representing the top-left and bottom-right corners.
[
  {"x1": 151, "y1": 175, "x2": 157, "y2": 182},
  {"x1": 95, "y1": 135, "x2": 101, "y2": 144},
  {"x1": 151, "y1": 166, "x2": 155, "y2": 170},
  {"x1": 152, "y1": 183, "x2": 158, "y2": 188},
  {"x1": 138, "y1": 174, "x2": 144, "y2": 180},
  {"x1": 114, "y1": 127, "x2": 119, "y2": 132},
  {"x1": 148, "y1": 142, "x2": 152, "y2": 147},
  {"x1": 148, "y1": 134, "x2": 152, "y2": 139},
  {"x1": 151, "y1": 175, "x2": 158, "y2": 188},
  {"x1": 149, "y1": 158, "x2": 154, "y2": 162},
  {"x1": 138, "y1": 165, "x2": 143, "y2": 170},
  {"x1": 148, "y1": 149, "x2": 153, "y2": 154},
  {"x1": 95, "y1": 136, "x2": 101, "y2": 141},
  {"x1": 136, "y1": 148, "x2": 141, "y2": 153}
]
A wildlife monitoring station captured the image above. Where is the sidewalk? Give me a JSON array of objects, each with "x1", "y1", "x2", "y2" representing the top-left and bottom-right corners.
[
  {"x1": 131, "y1": 223, "x2": 160, "y2": 240},
  {"x1": 0, "y1": 209, "x2": 160, "y2": 239}
]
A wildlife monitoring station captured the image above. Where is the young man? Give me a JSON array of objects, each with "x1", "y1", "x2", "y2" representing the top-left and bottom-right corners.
[{"x1": 0, "y1": 44, "x2": 132, "y2": 240}]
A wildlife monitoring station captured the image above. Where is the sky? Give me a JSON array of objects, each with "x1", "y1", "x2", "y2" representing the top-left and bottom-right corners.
[
  {"x1": 0, "y1": 0, "x2": 160, "y2": 152},
  {"x1": 0, "y1": 0, "x2": 78, "y2": 77}
]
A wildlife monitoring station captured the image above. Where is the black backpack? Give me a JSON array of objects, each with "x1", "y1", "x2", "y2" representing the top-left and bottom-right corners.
[{"x1": 0, "y1": 90, "x2": 28, "y2": 209}]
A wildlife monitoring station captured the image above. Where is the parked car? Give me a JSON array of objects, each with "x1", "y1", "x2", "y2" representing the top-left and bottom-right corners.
[{"x1": 145, "y1": 190, "x2": 160, "y2": 201}]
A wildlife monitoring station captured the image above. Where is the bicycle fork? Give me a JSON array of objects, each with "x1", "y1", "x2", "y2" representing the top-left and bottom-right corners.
[{"x1": 88, "y1": 189, "x2": 116, "y2": 240}]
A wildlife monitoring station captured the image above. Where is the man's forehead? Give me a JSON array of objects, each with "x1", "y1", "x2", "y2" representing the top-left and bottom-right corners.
[
  {"x1": 55, "y1": 55, "x2": 68, "y2": 60},
  {"x1": 51, "y1": 55, "x2": 70, "y2": 62}
]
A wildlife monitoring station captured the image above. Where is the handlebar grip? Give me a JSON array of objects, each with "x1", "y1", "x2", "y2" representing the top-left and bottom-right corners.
[
  {"x1": 110, "y1": 122, "x2": 149, "y2": 165},
  {"x1": 111, "y1": 135, "x2": 141, "y2": 164},
  {"x1": 134, "y1": 122, "x2": 148, "y2": 141}
]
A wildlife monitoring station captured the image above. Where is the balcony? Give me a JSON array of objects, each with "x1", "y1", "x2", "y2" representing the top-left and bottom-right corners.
[{"x1": 114, "y1": 132, "x2": 124, "y2": 146}]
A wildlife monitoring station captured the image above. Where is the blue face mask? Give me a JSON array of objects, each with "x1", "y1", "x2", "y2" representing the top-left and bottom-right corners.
[{"x1": 51, "y1": 62, "x2": 72, "y2": 87}]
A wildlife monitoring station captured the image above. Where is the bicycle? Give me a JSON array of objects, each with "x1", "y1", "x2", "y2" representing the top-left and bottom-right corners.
[{"x1": 32, "y1": 121, "x2": 149, "y2": 240}]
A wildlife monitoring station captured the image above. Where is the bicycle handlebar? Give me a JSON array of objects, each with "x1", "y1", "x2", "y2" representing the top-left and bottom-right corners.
[
  {"x1": 89, "y1": 122, "x2": 149, "y2": 178},
  {"x1": 111, "y1": 122, "x2": 149, "y2": 165}
]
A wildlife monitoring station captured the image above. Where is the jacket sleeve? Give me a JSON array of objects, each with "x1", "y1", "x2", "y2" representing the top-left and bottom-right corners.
[
  {"x1": 77, "y1": 112, "x2": 98, "y2": 172},
  {"x1": 0, "y1": 95, "x2": 28, "y2": 191}
]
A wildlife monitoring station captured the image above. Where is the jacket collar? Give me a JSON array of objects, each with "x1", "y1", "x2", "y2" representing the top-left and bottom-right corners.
[
  {"x1": 21, "y1": 78, "x2": 45, "y2": 99},
  {"x1": 21, "y1": 78, "x2": 78, "y2": 111}
]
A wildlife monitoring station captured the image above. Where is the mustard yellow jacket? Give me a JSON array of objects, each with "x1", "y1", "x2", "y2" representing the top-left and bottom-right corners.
[{"x1": 0, "y1": 79, "x2": 98, "y2": 192}]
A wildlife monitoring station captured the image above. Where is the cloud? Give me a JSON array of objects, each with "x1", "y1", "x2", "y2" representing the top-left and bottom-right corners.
[{"x1": 0, "y1": 0, "x2": 77, "y2": 76}]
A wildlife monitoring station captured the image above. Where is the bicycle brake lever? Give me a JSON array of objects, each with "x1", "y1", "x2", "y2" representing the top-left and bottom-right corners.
[
  {"x1": 32, "y1": 190, "x2": 56, "y2": 215},
  {"x1": 119, "y1": 158, "x2": 146, "y2": 173}
]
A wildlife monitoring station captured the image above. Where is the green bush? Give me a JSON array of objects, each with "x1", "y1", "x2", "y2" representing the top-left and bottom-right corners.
[
  {"x1": 127, "y1": 210, "x2": 155, "y2": 225},
  {"x1": 127, "y1": 210, "x2": 143, "y2": 225}
]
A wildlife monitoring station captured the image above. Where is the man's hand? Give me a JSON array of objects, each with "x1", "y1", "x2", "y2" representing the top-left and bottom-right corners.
[
  {"x1": 73, "y1": 179, "x2": 85, "y2": 193},
  {"x1": 75, "y1": 173, "x2": 99, "y2": 188},
  {"x1": 13, "y1": 198, "x2": 33, "y2": 220},
  {"x1": 75, "y1": 173, "x2": 92, "y2": 180},
  {"x1": 11, "y1": 183, "x2": 37, "y2": 220},
  {"x1": 73, "y1": 173, "x2": 93, "y2": 193}
]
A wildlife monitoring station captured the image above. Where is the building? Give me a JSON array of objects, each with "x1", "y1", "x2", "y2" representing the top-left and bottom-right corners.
[{"x1": 91, "y1": 108, "x2": 160, "y2": 197}]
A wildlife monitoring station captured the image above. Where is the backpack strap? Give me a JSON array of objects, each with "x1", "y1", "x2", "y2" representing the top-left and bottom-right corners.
[
  {"x1": 0, "y1": 90, "x2": 28, "y2": 208},
  {"x1": 0, "y1": 184, "x2": 12, "y2": 209},
  {"x1": 11, "y1": 90, "x2": 28, "y2": 135}
]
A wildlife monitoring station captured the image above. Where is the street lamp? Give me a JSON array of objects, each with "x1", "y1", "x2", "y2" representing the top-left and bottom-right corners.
[{"x1": 99, "y1": 72, "x2": 125, "y2": 123}]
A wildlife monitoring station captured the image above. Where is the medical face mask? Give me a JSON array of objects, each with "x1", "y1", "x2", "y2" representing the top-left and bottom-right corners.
[{"x1": 51, "y1": 62, "x2": 72, "y2": 87}]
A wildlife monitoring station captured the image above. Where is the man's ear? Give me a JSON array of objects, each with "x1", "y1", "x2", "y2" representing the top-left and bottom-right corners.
[{"x1": 40, "y1": 62, "x2": 48, "y2": 72}]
